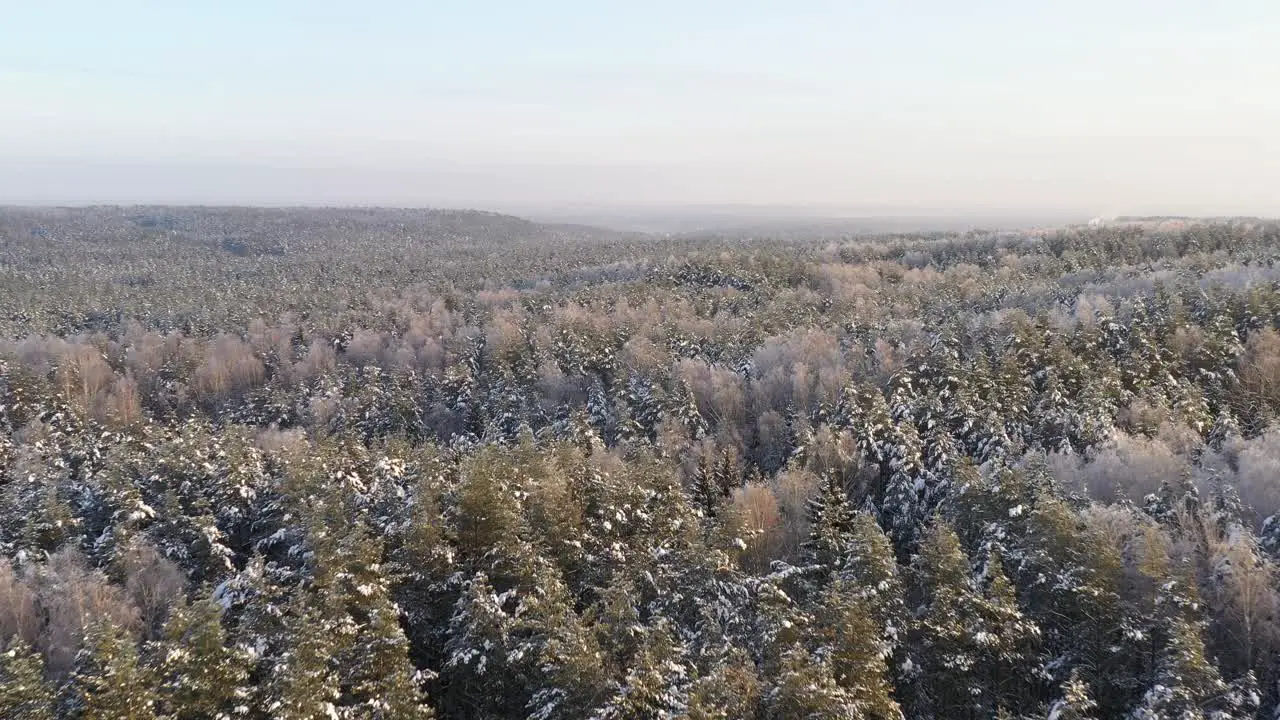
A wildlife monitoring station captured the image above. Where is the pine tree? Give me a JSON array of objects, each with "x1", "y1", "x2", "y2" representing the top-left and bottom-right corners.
[
  {"x1": 949, "y1": 463, "x2": 1132, "y2": 715},
  {"x1": 594, "y1": 621, "x2": 690, "y2": 720},
  {"x1": 909, "y1": 522, "x2": 1043, "y2": 719},
  {"x1": 672, "y1": 380, "x2": 708, "y2": 442},
  {"x1": 0, "y1": 639, "x2": 55, "y2": 720},
  {"x1": 837, "y1": 513, "x2": 910, "y2": 671},
  {"x1": 455, "y1": 448, "x2": 526, "y2": 563},
  {"x1": 1130, "y1": 618, "x2": 1229, "y2": 720},
  {"x1": 263, "y1": 596, "x2": 344, "y2": 720},
  {"x1": 18, "y1": 482, "x2": 77, "y2": 557},
  {"x1": 1259, "y1": 513, "x2": 1280, "y2": 561},
  {"x1": 520, "y1": 559, "x2": 609, "y2": 720},
  {"x1": 685, "y1": 649, "x2": 762, "y2": 720},
  {"x1": 589, "y1": 578, "x2": 645, "y2": 672},
  {"x1": 62, "y1": 619, "x2": 158, "y2": 720},
  {"x1": 813, "y1": 580, "x2": 904, "y2": 719},
  {"x1": 1206, "y1": 409, "x2": 1241, "y2": 452},
  {"x1": 308, "y1": 508, "x2": 436, "y2": 720},
  {"x1": 218, "y1": 555, "x2": 294, "y2": 707},
  {"x1": 845, "y1": 384, "x2": 893, "y2": 468},
  {"x1": 151, "y1": 595, "x2": 251, "y2": 720},
  {"x1": 342, "y1": 603, "x2": 435, "y2": 719},
  {"x1": 1046, "y1": 669, "x2": 1097, "y2": 720},
  {"x1": 765, "y1": 646, "x2": 858, "y2": 720},
  {"x1": 980, "y1": 549, "x2": 1046, "y2": 711}
]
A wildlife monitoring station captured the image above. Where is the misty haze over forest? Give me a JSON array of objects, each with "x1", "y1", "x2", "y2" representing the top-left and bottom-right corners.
[{"x1": 5, "y1": 2, "x2": 1280, "y2": 218}]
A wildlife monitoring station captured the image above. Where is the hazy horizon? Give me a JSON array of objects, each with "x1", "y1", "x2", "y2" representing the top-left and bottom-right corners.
[{"x1": 4, "y1": 2, "x2": 1279, "y2": 216}]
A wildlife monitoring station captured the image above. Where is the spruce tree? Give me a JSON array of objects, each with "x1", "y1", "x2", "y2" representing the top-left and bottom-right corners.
[
  {"x1": 440, "y1": 572, "x2": 523, "y2": 718},
  {"x1": 691, "y1": 453, "x2": 722, "y2": 519},
  {"x1": 879, "y1": 420, "x2": 926, "y2": 555},
  {"x1": 714, "y1": 448, "x2": 740, "y2": 499},
  {"x1": 802, "y1": 471, "x2": 858, "y2": 576}
]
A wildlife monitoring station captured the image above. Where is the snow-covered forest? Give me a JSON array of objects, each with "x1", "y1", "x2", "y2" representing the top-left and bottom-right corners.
[{"x1": 4, "y1": 207, "x2": 1280, "y2": 719}]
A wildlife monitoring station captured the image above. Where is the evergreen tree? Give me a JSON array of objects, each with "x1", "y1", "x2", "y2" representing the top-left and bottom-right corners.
[
  {"x1": 980, "y1": 549, "x2": 1047, "y2": 711},
  {"x1": 17, "y1": 482, "x2": 77, "y2": 557},
  {"x1": 671, "y1": 380, "x2": 708, "y2": 442},
  {"x1": 521, "y1": 562, "x2": 610, "y2": 720},
  {"x1": 813, "y1": 580, "x2": 904, "y2": 720},
  {"x1": 837, "y1": 512, "x2": 910, "y2": 662},
  {"x1": 342, "y1": 603, "x2": 435, "y2": 720},
  {"x1": 62, "y1": 619, "x2": 158, "y2": 720},
  {"x1": 1216, "y1": 671, "x2": 1262, "y2": 720},
  {"x1": 909, "y1": 522, "x2": 1043, "y2": 719},
  {"x1": 685, "y1": 649, "x2": 762, "y2": 720},
  {"x1": 714, "y1": 448, "x2": 740, "y2": 499},
  {"x1": 589, "y1": 579, "x2": 645, "y2": 672},
  {"x1": 309, "y1": 511, "x2": 436, "y2": 719},
  {"x1": 765, "y1": 646, "x2": 859, "y2": 720},
  {"x1": 440, "y1": 572, "x2": 523, "y2": 718},
  {"x1": 151, "y1": 595, "x2": 251, "y2": 720},
  {"x1": 1046, "y1": 670, "x2": 1097, "y2": 720},
  {"x1": 690, "y1": 453, "x2": 723, "y2": 519},
  {"x1": 802, "y1": 472, "x2": 858, "y2": 576},
  {"x1": 263, "y1": 596, "x2": 344, "y2": 720},
  {"x1": 0, "y1": 639, "x2": 55, "y2": 720},
  {"x1": 879, "y1": 420, "x2": 926, "y2": 555},
  {"x1": 594, "y1": 621, "x2": 691, "y2": 720},
  {"x1": 624, "y1": 373, "x2": 662, "y2": 444},
  {"x1": 1130, "y1": 618, "x2": 1230, "y2": 720},
  {"x1": 587, "y1": 381, "x2": 617, "y2": 447}
]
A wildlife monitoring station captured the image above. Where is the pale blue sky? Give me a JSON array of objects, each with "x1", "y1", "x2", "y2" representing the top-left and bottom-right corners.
[{"x1": 2, "y1": 1, "x2": 1278, "y2": 213}]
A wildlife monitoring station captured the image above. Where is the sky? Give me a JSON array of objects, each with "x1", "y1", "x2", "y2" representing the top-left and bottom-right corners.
[{"x1": 2, "y1": 0, "x2": 1278, "y2": 215}]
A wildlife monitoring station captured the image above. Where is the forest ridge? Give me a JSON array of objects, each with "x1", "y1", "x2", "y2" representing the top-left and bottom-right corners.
[{"x1": 2, "y1": 207, "x2": 1280, "y2": 718}]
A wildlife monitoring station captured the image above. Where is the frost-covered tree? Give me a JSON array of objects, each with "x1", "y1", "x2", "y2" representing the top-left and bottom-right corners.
[
  {"x1": 61, "y1": 619, "x2": 157, "y2": 720},
  {"x1": 1046, "y1": 670, "x2": 1097, "y2": 720},
  {"x1": 151, "y1": 595, "x2": 251, "y2": 720},
  {"x1": 802, "y1": 471, "x2": 859, "y2": 577},
  {"x1": 908, "y1": 522, "x2": 1042, "y2": 718},
  {"x1": 0, "y1": 639, "x2": 55, "y2": 720}
]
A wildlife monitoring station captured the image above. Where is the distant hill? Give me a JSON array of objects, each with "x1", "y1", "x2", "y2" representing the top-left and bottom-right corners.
[{"x1": 516, "y1": 204, "x2": 1090, "y2": 234}]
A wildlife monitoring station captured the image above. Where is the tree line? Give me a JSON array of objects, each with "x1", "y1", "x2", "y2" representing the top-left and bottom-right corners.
[{"x1": 3, "y1": 208, "x2": 1280, "y2": 718}]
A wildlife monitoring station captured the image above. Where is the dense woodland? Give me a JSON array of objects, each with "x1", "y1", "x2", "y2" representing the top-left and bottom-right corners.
[{"x1": 4, "y1": 207, "x2": 1280, "y2": 719}]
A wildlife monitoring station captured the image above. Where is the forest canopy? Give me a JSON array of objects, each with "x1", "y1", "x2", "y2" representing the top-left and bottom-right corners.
[{"x1": 3, "y1": 207, "x2": 1280, "y2": 718}]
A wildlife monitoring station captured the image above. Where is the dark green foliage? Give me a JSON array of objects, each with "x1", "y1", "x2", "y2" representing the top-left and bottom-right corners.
[
  {"x1": 61, "y1": 620, "x2": 157, "y2": 720},
  {"x1": 150, "y1": 596, "x2": 250, "y2": 720}
]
